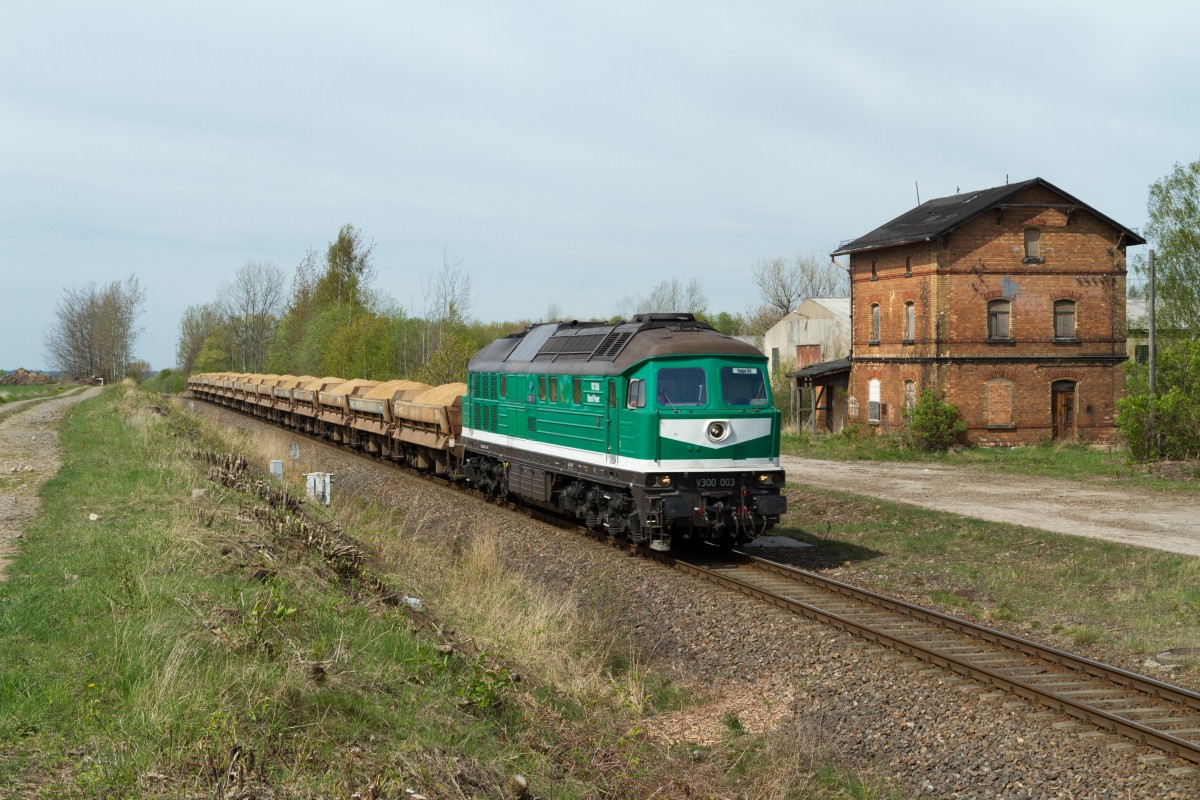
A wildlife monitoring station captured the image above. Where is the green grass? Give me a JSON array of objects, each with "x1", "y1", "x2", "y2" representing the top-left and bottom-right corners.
[
  {"x1": 782, "y1": 429, "x2": 1200, "y2": 490},
  {"x1": 1, "y1": 386, "x2": 902, "y2": 798},
  {"x1": 777, "y1": 485, "x2": 1200, "y2": 671}
]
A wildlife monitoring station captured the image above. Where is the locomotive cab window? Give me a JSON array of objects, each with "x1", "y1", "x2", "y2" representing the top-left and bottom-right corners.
[
  {"x1": 626, "y1": 378, "x2": 646, "y2": 409},
  {"x1": 720, "y1": 366, "x2": 768, "y2": 407},
  {"x1": 656, "y1": 367, "x2": 707, "y2": 407}
]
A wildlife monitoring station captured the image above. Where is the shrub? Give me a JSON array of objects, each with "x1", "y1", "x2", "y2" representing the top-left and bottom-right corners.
[
  {"x1": 904, "y1": 390, "x2": 966, "y2": 452},
  {"x1": 1118, "y1": 337, "x2": 1200, "y2": 461}
]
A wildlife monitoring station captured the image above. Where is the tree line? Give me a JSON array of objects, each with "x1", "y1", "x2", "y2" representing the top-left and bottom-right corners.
[{"x1": 174, "y1": 223, "x2": 847, "y2": 389}]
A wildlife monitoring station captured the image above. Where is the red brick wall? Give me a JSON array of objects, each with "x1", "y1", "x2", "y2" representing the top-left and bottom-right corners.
[{"x1": 846, "y1": 184, "x2": 1130, "y2": 445}]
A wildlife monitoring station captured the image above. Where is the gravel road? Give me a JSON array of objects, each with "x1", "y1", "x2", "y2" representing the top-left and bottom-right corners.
[
  {"x1": 782, "y1": 456, "x2": 1200, "y2": 557},
  {"x1": 0, "y1": 387, "x2": 101, "y2": 582},
  {"x1": 191, "y1": 401, "x2": 1200, "y2": 799}
]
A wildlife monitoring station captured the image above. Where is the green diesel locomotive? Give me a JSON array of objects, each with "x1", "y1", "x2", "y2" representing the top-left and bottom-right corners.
[{"x1": 461, "y1": 313, "x2": 787, "y2": 550}]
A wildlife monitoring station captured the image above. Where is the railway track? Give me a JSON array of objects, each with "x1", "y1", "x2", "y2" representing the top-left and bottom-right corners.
[
  {"x1": 649, "y1": 548, "x2": 1200, "y2": 766},
  {"x1": 191, "y1": 396, "x2": 1200, "y2": 772}
]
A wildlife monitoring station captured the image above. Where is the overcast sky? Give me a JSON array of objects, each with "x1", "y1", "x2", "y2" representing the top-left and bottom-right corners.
[{"x1": 2, "y1": 1, "x2": 1197, "y2": 372}]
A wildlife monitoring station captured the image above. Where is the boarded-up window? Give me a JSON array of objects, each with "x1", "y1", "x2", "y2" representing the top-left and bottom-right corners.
[
  {"x1": 986, "y1": 379, "x2": 1015, "y2": 427},
  {"x1": 1054, "y1": 300, "x2": 1076, "y2": 339},
  {"x1": 870, "y1": 304, "x2": 880, "y2": 342},
  {"x1": 868, "y1": 378, "x2": 881, "y2": 423},
  {"x1": 904, "y1": 301, "x2": 915, "y2": 341},
  {"x1": 1025, "y1": 228, "x2": 1041, "y2": 260},
  {"x1": 904, "y1": 380, "x2": 916, "y2": 415},
  {"x1": 988, "y1": 299, "x2": 1011, "y2": 339}
]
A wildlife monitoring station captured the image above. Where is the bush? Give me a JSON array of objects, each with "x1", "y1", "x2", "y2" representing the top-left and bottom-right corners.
[
  {"x1": 904, "y1": 390, "x2": 966, "y2": 452},
  {"x1": 141, "y1": 368, "x2": 189, "y2": 395},
  {"x1": 1118, "y1": 338, "x2": 1200, "y2": 461}
]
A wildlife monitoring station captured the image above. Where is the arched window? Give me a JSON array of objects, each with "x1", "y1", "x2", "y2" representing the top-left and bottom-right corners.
[
  {"x1": 904, "y1": 301, "x2": 915, "y2": 341},
  {"x1": 1024, "y1": 228, "x2": 1041, "y2": 260},
  {"x1": 870, "y1": 304, "x2": 880, "y2": 342},
  {"x1": 868, "y1": 378, "x2": 881, "y2": 423},
  {"x1": 1054, "y1": 299, "x2": 1076, "y2": 339},
  {"x1": 904, "y1": 379, "x2": 917, "y2": 415},
  {"x1": 988, "y1": 299, "x2": 1011, "y2": 340}
]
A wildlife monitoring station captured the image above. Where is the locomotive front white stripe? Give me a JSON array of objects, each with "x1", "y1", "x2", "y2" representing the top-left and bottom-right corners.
[
  {"x1": 462, "y1": 428, "x2": 781, "y2": 472},
  {"x1": 658, "y1": 417, "x2": 773, "y2": 449}
]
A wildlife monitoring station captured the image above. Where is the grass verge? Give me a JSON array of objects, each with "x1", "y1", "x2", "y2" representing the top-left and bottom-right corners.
[
  {"x1": 1, "y1": 386, "x2": 903, "y2": 798},
  {"x1": 778, "y1": 485, "x2": 1200, "y2": 675},
  {"x1": 782, "y1": 430, "x2": 1200, "y2": 490}
]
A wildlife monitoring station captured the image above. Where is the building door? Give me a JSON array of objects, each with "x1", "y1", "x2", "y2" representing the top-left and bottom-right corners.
[{"x1": 1052, "y1": 380, "x2": 1076, "y2": 439}]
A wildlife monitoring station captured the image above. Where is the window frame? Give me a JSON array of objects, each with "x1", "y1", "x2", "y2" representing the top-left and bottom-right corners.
[
  {"x1": 1024, "y1": 228, "x2": 1042, "y2": 262},
  {"x1": 903, "y1": 300, "x2": 915, "y2": 343},
  {"x1": 626, "y1": 378, "x2": 645, "y2": 409},
  {"x1": 987, "y1": 299, "x2": 1012, "y2": 341},
  {"x1": 869, "y1": 303, "x2": 880, "y2": 344},
  {"x1": 1053, "y1": 299, "x2": 1077, "y2": 341},
  {"x1": 656, "y1": 366, "x2": 708, "y2": 407}
]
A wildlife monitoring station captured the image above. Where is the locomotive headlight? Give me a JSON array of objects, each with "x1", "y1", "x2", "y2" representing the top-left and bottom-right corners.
[
  {"x1": 647, "y1": 474, "x2": 672, "y2": 487},
  {"x1": 706, "y1": 421, "x2": 729, "y2": 442},
  {"x1": 757, "y1": 472, "x2": 784, "y2": 485},
  {"x1": 658, "y1": 474, "x2": 672, "y2": 487}
]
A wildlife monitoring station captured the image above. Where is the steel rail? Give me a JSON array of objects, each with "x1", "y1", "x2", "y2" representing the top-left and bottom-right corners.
[
  {"x1": 190, "y1": 393, "x2": 1200, "y2": 765},
  {"x1": 649, "y1": 549, "x2": 1200, "y2": 766}
]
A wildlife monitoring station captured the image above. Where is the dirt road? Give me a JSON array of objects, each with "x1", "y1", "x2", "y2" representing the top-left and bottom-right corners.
[
  {"x1": 0, "y1": 388, "x2": 101, "y2": 581},
  {"x1": 781, "y1": 455, "x2": 1200, "y2": 557}
]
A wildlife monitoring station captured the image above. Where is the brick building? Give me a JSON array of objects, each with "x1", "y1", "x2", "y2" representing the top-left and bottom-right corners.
[{"x1": 831, "y1": 178, "x2": 1145, "y2": 445}]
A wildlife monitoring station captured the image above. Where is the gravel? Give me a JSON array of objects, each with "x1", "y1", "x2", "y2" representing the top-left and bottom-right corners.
[
  {"x1": 0, "y1": 387, "x2": 101, "y2": 582},
  {"x1": 193, "y1": 400, "x2": 1200, "y2": 799}
]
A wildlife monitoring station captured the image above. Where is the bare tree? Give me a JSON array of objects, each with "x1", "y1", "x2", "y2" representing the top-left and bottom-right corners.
[
  {"x1": 754, "y1": 253, "x2": 848, "y2": 318},
  {"x1": 421, "y1": 248, "x2": 473, "y2": 362},
  {"x1": 45, "y1": 275, "x2": 145, "y2": 381},
  {"x1": 218, "y1": 260, "x2": 286, "y2": 372},
  {"x1": 176, "y1": 303, "x2": 222, "y2": 373},
  {"x1": 618, "y1": 277, "x2": 707, "y2": 318}
]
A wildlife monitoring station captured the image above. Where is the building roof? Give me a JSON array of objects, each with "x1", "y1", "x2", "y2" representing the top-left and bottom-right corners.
[
  {"x1": 831, "y1": 177, "x2": 1146, "y2": 256},
  {"x1": 802, "y1": 297, "x2": 850, "y2": 322},
  {"x1": 788, "y1": 357, "x2": 852, "y2": 380}
]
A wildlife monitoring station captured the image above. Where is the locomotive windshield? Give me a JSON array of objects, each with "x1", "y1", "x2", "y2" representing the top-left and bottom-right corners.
[
  {"x1": 720, "y1": 366, "x2": 769, "y2": 407},
  {"x1": 656, "y1": 367, "x2": 707, "y2": 407}
]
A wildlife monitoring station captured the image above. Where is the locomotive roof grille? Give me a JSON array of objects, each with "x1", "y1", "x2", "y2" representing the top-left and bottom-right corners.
[{"x1": 467, "y1": 312, "x2": 755, "y2": 375}]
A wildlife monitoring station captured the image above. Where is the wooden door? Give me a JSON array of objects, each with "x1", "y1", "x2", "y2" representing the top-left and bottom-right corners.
[{"x1": 1052, "y1": 381, "x2": 1076, "y2": 439}]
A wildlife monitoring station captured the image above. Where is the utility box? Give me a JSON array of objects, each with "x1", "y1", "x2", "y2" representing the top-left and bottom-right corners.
[{"x1": 305, "y1": 472, "x2": 333, "y2": 506}]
